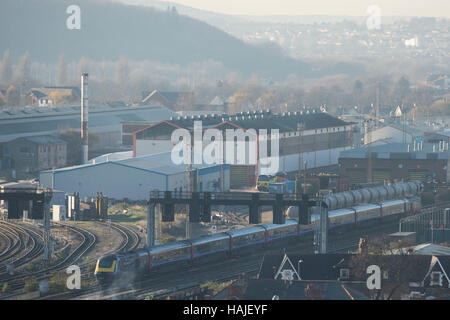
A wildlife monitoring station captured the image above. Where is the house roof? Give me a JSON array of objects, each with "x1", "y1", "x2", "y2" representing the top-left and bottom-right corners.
[
  {"x1": 210, "y1": 96, "x2": 225, "y2": 106},
  {"x1": 259, "y1": 254, "x2": 349, "y2": 281},
  {"x1": 243, "y1": 279, "x2": 368, "y2": 300},
  {"x1": 258, "y1": 253, "x2": 435, "y2": 283},
  {"x1": 30, "y1": 90, "x2": 47, "y2": 99},
  {"x1": 30, "y1": 87, "x2": 81, "y2": 98},
  {"x1": 339, "y1": 142, "x2": 450, "y2": 160},
  {"x1": 437, "y1": 256, "x2": 450, "y2": 277},
  {"x1": 135, "y1": 110, "x2": 351, "y2": 137},
  {"x1": 142, "y1": 90, "x2": 194, "y2": 105},
  {"x1": 24, "y1": 135, "x2": 67, "y2": 145},
  {"x1": 410, "y1": 243, "x2": 450, "y2": 256},
  {"x1": 0, "y1": 105, "x2": 175, "y2": 143}
]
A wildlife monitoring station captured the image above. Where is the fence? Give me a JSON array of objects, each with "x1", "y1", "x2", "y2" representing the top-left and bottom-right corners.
[{"x1": 400, "y1": 207, "x2": 450, "y2": 244}]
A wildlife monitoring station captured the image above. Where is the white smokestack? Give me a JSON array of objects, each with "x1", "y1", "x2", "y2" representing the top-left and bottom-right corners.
[{"x1": 81, "y1": 73, "x2": 89, "y2": 164}]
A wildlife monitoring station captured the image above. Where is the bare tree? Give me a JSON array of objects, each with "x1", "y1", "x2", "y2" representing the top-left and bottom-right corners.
[
  {"x1": 55, "y1": 54, "x2": 68, "y2": 86},
  {"x1": 78, "y1": 56, "x2": 89, "y2": 75},
  {"x1": 13, "y1": 52, "x2": 31, "y2": 84},
  {"x1": 115, "y1": 56, "x2": 130, "y2": 85},
  {"x1": 0, "y1": 49, "x2": 13, "y2": 83},
  {"x1": 349, "y1": 236, "x2": 423, "y2": 300},
  {"x1": 5, "y1": 85, "x2": 20, "y2": 107}
]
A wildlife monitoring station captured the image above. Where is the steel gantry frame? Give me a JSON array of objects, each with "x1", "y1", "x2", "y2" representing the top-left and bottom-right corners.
[{"x1": 146, "y1": 190, "x2": 326, "y2": 248}]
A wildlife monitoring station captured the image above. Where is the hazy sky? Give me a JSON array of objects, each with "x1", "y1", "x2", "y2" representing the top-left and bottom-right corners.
[{"x1": 168, "y1": 0, "x2": 450, "y2": 17}]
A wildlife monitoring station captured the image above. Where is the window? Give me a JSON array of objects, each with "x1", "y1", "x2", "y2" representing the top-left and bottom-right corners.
[
  {"x1": 430, "y1": 271, "x2": 443, "y2": 286},
  {"x1": 340, "y1": 268, "x2": 350, "y2": 280}
]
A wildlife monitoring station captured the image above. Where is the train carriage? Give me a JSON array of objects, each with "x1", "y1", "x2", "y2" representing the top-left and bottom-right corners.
[
  {"x1": 352, "y1": 204, "x2": 381, "y2": 222},
  {"x1": 325, "y1": 208, "x2": 357, "y2": 227},
  {"x1": 379, "y1": 199, "x2": 407, "y2": 217},
  {"x1": 190, "y1": 233, "x2": 230, "y2": 263},
  {"x1": 149, "y1": 241, "x2": 191, "y2": 272},
  {"x1": 226, "y1": 226, "x2": 266, "y2": 255},
  {"x1": 261, "y1": 220, "x2": 300, "y2": 245},
  {"x1": 95, "y1": 183, "x2": 424, "y2": 288}
]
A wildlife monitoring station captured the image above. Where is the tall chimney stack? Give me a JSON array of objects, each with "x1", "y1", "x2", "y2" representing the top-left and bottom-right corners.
[{"x1": 81, "y1": 73, "x2": 89, "y2": 164}]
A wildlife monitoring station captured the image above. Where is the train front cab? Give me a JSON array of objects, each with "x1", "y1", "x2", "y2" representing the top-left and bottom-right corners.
[{"x1": 95, "y1": 254, "x2": 118, "y2": 287}]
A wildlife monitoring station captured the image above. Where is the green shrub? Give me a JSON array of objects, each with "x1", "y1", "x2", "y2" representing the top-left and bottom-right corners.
[
  {"x1": 49, "y1": 273, "x2": 67, "y2": 294},
  {"x1": 421, "y1": 192, "x2": 435, "y2": 206},
  {"x1": 436, "y1": 188, "x2": 450, "y2": 204},
  {"x1": 24, "y1": 278, "x2": 39, "y2": 293},
  {"x1": 1, "y1": 282, "x2": 9, "y2": 294}
]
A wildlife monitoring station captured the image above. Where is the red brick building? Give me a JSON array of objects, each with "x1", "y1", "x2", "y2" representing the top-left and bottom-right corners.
[{"x1": 339, "y1": 143, "x2": 450, "y2": 185}]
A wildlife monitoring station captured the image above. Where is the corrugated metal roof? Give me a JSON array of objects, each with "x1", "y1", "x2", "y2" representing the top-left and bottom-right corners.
[
  {"x1": 0, "y1": 105, "x2": 175, "y2": 143},
  {"x1": 24, "y1": 135, "x2": 67, "y2": 145},
  {"x1": 340, "y1": 142, "x2": 450, "y2": 159},
  {"x1": 118, "y1": 152, "x2": 216, "y2": 175},
  {"x1": 42, "y1": 152, "x2": 222, "y2": 176},
  {"x1": 137, "y1": 110, "x2": 350, "y2": 135}
]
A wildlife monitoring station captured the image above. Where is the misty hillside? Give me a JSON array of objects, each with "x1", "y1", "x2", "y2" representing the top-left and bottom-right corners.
[{"x1": 0, "y1": 0, "x2": 312, "y2": 78}]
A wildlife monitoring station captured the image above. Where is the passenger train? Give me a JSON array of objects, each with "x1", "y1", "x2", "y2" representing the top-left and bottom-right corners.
[{"x1": 95, "y1": 195, "x2": 422, "y2": 288}]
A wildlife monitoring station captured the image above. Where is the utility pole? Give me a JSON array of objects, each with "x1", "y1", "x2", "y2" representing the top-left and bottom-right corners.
[
  {"x1": 43, "y1": 190, "x2": 52, "y2": 261},
  {"x1": 376, "y1": 82, "x2": 380, "y2": 129},
  {"x1": 367, "y1": 120, "x2": 373, "y2": 184},
  {"x1": 297, "y1": 122, "x2": 304, "y2": 191},
  {"x1": 185, "y1": 164, "x2": 192, "y2": 239},
  {"x1": 319, "y1": 201, "x2": 328, "y2": 254},
  {"x1": 147, "y1": 200, "x2": 155, "y2": 248},
  {"x1": 303, "y1": 160, "x2": 307, "y2": 195}
]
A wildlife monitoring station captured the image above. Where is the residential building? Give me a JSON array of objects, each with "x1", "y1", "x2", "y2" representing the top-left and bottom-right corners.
[
  {"x1": 142, "y1": 90, "x2": 195, "y2": 111},
  {"x1": 28, "y1": 87, "x2": 81, "y2": 107},
  {"x1": 2, "y1": 135, "x2": 67, "y2": 172}
]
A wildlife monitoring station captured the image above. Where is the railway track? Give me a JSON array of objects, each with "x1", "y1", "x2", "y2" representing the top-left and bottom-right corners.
[
  {"x1": 0, "y1": 221, "x2": 44, "y2": 277},
  {"x1": 0, "y1": 223, "x2": 21, "y2": 262},
  {"x1": 0, "y1": 227, "x2": 14, "y2": 257},
  {"x1": 50, "y1": 214, "x2": 402, "y2": 300},
  {"x1": 0, "y1": 220, "x2": 143, "y2": 298},
  {"x1": 25, "y1": 203, "x2": 450, "y2": 300},
  {"x1": 0, "y1": 222, "x2": 97, "y2": 294},
  {"x1": 98, "y1": 222, "x2": 140, "y2": 254}
]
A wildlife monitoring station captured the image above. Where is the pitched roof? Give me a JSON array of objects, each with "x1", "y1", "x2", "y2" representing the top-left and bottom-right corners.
[
  {"x1": 135, "y1": 110, "x2": 351, "y2": 136},
  {"x1": 30, "y1": 90, "x2": 47, "y2": 99},
  {"x1": 142, "y1": 90, "x2": 194, "y2": 105},
  {"x1": 30, "y1": 87, "x2": 80, "y2": 97},
  {"x1": 259, "y1": 254, "x2": 349, "y2": 280},
  {"x1": 243, "y1": 279, "x2": 368, "y2": 300},
  {"x1": 24, "y1": 135, "x2": 67, "y2": 145}
]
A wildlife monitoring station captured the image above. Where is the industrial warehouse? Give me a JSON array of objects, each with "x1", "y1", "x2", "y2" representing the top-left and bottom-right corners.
[
  {"x1": 128, "y1": 110, "x2": 354, "y2": 187},
  {"x1": 39, "y1": 152, "x2": 230, "y2": 201},
  {"x1": 339, "y1": 142, "x2": 450, "y2": 185}
]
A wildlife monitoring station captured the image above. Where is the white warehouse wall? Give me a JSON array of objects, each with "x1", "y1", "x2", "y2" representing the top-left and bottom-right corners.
[
  {"x1": 40, "y1": 162, "x2": 167, "y2": 201},
  {"x1": 259, "y1": 146, "x2": 348, "y2": 175},
  {"x1": 136, "y1": 140, "x2": 175, "y2": 157}
]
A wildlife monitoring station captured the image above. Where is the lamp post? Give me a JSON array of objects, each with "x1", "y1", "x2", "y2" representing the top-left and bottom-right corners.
[{"x1": 297, "y1": 260, "x2": 303, "y2": 280}]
